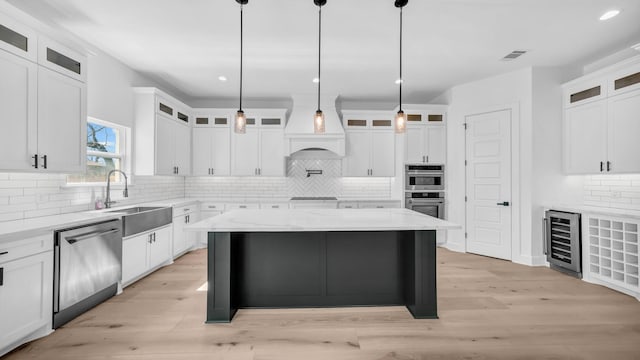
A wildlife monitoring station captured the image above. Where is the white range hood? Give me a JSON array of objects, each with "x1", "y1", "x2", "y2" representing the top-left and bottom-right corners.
[{"x1": 284, "y1": 94, "x2": 345, "y2": 157}]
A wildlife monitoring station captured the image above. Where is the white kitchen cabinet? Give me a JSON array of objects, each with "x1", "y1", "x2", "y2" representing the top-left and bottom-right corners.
[
  {"x1": 406, "y1": 125, "x2": 446, "y2": 164},
  {"x1": 231, "y1": 110, "x2": 286, "y2": 177},
  {"x1": 0, "y1": 234, "x2": 53, "y2": 357},
  {"x1": 192, "y1": 127, "x2": 231, "y2": 176},
  {"x1": 172, "y1": 203, "x2": 198, "y2": 257},
  {"x1": 607, "y1": 90, "x2": 640, "y2": 173},
  {"x1": 343, "y1": 130, "x2": 395, "y2": 177},
  {"x1": 0, "y1": 20, "x2": 87, "y2": 173},
  {"x1": 37, "y1": 66, "x2": 87, "y2": 173},
  {"x1": 563, "y1": 57, "x2": 640, "y2": 174},
  {"x1": 122, "y1": 225, "x2": 172, "y2": 286},
  {"x1": 583, "y1": 214, "x2": 639, "y2": 300},
  {"x1": 134, "y1": 88, "x2": 192, "y2": 176},
  {"x1": 563, "y1": 100, "x2": 608, "y2": 174},
  {"x1": 0, "y1": 12, "x2": 37, "y2": 61},
  {"x1": 0, "y1": 49, "x2": 37, "y2": 171}
]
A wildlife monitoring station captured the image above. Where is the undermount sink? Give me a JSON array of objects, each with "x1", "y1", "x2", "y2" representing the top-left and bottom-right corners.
[{"x1": 107, "y1": 206, "x2": 172, "y2": 237}]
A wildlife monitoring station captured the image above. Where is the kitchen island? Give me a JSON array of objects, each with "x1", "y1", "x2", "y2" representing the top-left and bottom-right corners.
[{"x1": 187, "y1": 208, "x2": 459, "y2": 322}]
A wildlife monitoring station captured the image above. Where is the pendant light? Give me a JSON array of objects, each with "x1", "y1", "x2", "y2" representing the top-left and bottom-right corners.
[
  {"x1": 394, "y1": 0, "x2": 408, "y2": 134},
  {"x1": 313, "y1": 0, "x2": 326, "y2": 134},
  {"x1": 234, "y1": 0, "x2": 248, "y2": 134}
]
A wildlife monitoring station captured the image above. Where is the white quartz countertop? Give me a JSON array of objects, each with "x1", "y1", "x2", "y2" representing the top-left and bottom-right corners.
[
  {"x1": 550, "y1": 204, "x2": 640, "y2": 220},
  {"x1": 186, "y1": 208, "x2": 460, "y2": 232}
]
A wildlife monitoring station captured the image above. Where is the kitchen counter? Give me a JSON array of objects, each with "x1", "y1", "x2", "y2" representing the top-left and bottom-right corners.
[
  {"x1": 188, "y1": 208, "x2": 458, "y2": 232},
  {"x1": 550, "y1": 204, "x2": 640, "y2": 220},
  {"x1": 190, "y1": 208, "x2": 459, "y2": 323}
]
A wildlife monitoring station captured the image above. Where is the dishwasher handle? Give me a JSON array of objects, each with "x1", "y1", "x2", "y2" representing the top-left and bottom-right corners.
[{"x1": 66, "y1": 228, "x2": 120, "y2": 244}]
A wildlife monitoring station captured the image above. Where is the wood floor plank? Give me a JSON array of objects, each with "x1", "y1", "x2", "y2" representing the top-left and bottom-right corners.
[{"x1": 4, "y1": 248, "x2": 640, "y2": 360}]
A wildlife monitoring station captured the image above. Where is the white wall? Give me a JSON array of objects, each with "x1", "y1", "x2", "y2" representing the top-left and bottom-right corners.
[{"x1": 444, "y1": 66, "x2": 584, "y2": 265}]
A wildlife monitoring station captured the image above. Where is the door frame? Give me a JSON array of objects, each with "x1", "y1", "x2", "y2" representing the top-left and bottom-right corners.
[{"x1": 463, "y1": 103, "x2": 521, "y2": 262}]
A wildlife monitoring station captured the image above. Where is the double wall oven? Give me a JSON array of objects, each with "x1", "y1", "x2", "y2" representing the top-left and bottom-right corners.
[{"x1": 405, "y1": 164, "x2": 445, "y2": 219}]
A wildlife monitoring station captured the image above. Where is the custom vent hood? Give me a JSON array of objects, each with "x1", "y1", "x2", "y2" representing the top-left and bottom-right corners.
[{"x1": 284, "y1": 94, "x2": 345, "y2": 157}]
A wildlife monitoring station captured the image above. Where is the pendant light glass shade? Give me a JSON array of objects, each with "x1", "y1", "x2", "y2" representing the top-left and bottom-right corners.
[
  {"x1": 235, "y1": 110, "x2": 246, "y2": 134},
  {"x1": 313, "y1": 0, "x2": 326, "y2": 134},
  {"x1": 395, "y1": 110, "x2": 406, "y2": 134},
  {"x1": 394, "y1": 0, "x2": 408, "y2": 134},
  {"x1": 234, "y1": 0, "x2": 248, "y2": 134},
  {"x1": 314, "y1": 110, "x2": 325, "y2": 133}
]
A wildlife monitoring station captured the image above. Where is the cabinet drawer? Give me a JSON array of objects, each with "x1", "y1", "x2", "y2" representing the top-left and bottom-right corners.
[
  {"x1": 338, "y1": 201, "x2": 359, "y2": 209},
  {"x1": 201, "y1": 203, "x2": 226, "y2": 212},
  {"x1": 260, "y1": 202, "x2": 289, "y2": 209},
  {"x1": 174, "y1": 203, "x2": 197, "y2": 216},
  {"x1": 358, "y1": 201, "x2": 401, "y2": 209},
  {"x1": 226, "y1": 203, "x2": 259, "y2": 210},
  {"x1": 0, "y1": 233, "x2": 53, "y2": 264}
]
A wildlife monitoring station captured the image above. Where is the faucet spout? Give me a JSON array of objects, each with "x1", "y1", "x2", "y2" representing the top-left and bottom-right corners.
[{"x1": 105, "y1": 170, "x2": 129, "y2": 209}]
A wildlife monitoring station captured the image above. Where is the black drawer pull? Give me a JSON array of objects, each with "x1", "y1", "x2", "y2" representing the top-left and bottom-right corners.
[{"x1": 0, "y1": 251, "x2": 8, "y2": 256}]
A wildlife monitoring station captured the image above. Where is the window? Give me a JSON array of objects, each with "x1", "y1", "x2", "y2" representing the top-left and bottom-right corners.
[{"x1": 67, "y1": 118, "x2": 130, "y2": 184}]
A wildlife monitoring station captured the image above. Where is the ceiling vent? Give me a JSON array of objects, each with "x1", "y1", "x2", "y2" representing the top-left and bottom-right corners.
[{"x1": 501, "y1": 50, "x2": 527, "y2": 61}]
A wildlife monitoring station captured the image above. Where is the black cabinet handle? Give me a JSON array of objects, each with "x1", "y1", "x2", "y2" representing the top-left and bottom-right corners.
[
  {"x1": 607, "y1": 161, "x2": 611, "y2": 172},
  {"x1": 0, "y1": 251, "x2": 8, "y2": 256},
  {"x1": 600, "y1": 161, "x2": 604, "y2": 172},
  {"x1": 32, "y1": 154, "x2": 38, "y2": 169},
  {"x1": 497, "y1": 202, "x2": 510, "y2": 206},
  {"x1": 42, "y1": 155, "x2": 47, "y2": 169},
  {"x1": 0, "y1": 267, "x2": 3, "y2": 286}
]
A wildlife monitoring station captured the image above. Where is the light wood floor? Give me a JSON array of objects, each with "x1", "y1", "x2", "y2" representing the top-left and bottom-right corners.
[{"x1": 4, "y1": 248, "x2": 640, "y2": 360}]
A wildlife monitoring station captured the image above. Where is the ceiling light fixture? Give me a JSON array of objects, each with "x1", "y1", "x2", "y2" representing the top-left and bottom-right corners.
[
  {"x1": 632, "y1": 43, "x2": 640, "y2": 52},
  {"x1": 218, "y1": 75, "x2": 227, "y2": 82},
  {"x1": 599, "y1": 9, "x2": 620, "y2": 21},
  {"x1": 313, "y1": 0, "x2": 327, "y2": 134},
  {"x1": 394, "y1": 0, "x2": 408, "y2": 134},
  {"x1": 234, "y1": 0, "x2": 248, "y2": 134},
  {"x1": 312, "y1": 77, "x2": 320, "y2": 83}
]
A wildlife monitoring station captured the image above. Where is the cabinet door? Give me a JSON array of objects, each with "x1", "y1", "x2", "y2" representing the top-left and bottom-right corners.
[
  {"x1": 259, "y1": 129, "x2": 285, "y2": 176},
  {"x1": 172, "y1": 215, "x2": 187, "y2": 257},
  {"x1": 232, "y1": 129, "x2": 260, "y2": 176},
  {"x1": 426, "y1": 126, "x2": 446, "y2": 164},
  {"x1": 607, "y1": 90, "x2": 640, "y2": 173},
  {"x1": 122, "y1": 234, "x2": 148, "y2": 285},
  {"x1": 564, "y1": 101, "x2": 608, "y2": 174},
  {"x1": 405, "y1": 126, "x2": 426, "y2": 163},
  {"x1": 155, "y1": 115, "x2": 176, "y2": 176},
  {"x1": 0, "y1": 50, "x2": 37, "y2": 171},
  {"x1": 0, "y1": 251, "x2": 53, "y2": 347},
  {"x1": 174, "y1": 122, "x2": 191, "y2": 175},
  {"x1": 344, "y1": 131, "x2": 371, "y2": 177},
  {"x1": 148, "y1": 226, "x2": 172, "y2": 269},
  {"x1": 37, "y1": 67, "x2": 86, "y2": 173},
  {"x1": 192, "y1": 128, "x2": 213, "y2": 176},
  {"x1": 370, "y1": 131, "x2": 395, "y2": 177},
  {"x1": 211, "y1": 127, "x2": 231, "y2": 176}
]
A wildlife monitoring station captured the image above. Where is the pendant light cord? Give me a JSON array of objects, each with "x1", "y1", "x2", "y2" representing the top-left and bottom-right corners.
[
  {"x1": 239, "y1": 3, "x2": 244, "y2": 112},
  {"x1": 317, "y1": 4, "x2": 322, "y2": 112},
  {"x1": 399, "y1": 6, "x2": 403, "y2": 112}
]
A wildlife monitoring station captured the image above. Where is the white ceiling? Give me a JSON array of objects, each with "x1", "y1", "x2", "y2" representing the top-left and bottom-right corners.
[{"x1": 7, "y1": 0, "x2": 640, "y2": 105}]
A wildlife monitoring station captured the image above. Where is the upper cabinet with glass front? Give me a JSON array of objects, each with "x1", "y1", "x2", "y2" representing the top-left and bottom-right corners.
[
  {"x1": 563, "y1": 56, "x2": 640, "y2": 174},
  {"x1": 341, "y1": 110, "x2": 396, "y2": 177},
  {"x1": 0, "y1": 13, "x2": 87, "y2": 173},
  {"x1": 231, "y1": 109, "x2": 286, "y2": 177},
  {"x1": 401, "y1": 105, "x2": 447, "y2": 164},
  {"x1": 133, "y1": 88, "x2": 192, "y2": 176}
]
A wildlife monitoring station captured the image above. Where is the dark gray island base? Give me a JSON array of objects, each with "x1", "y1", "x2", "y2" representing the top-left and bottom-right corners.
[{"x1": 206, "y1": 230, "x2": 437, "y2": 322}]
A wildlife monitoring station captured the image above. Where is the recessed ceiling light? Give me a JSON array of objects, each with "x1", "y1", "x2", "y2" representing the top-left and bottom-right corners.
[
  {"x1": 218, "y1": 76, "x2": 227, "y2": 82},
  {"x1": 632, "y1": 43, "x2": 640, "y2": 52},
  {"x1": 599, "y1": 10, "x2": 620, "y2": 21},
  {"x1": 395, "y1": 79, "x2": 403, "y2": 85},
  {"x1": 312, "y1": 77, "x2": 319, "y2": 83}
]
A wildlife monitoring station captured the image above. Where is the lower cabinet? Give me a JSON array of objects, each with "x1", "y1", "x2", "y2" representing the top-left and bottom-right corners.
[
  {"x1": 0, "y1": 235, "x2": 53, "y2": 357},
  {"x1": 172, "y1": 204, "x2": 199, "y2": 257},
  {"x1": 122, "y1": 225, "x2": 172, "y2": 286}
]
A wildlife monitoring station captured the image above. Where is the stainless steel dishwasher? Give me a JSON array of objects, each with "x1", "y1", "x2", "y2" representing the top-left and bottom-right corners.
[{"x1": 53, "y1": 219, "x2": 122, "y2": 328}]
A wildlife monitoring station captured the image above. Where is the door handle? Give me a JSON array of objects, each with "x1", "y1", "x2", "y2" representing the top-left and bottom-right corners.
[{"x1": 497, "y1": 202, "x2": 510, "y2": 206}]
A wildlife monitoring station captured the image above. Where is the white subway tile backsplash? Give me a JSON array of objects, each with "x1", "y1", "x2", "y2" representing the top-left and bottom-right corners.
[
  {"x1": 0, "y1": 180, "x2": 37, "y2": 188},
  {"x1": 584, "y1": 175, "x2": 640, "y2": 212},
  {"x1": 0, "y1": 188, "x2": 23, "y2": 196},
  {"x1": 9, "y1": 195, "x2": 37, "y2": 205}
]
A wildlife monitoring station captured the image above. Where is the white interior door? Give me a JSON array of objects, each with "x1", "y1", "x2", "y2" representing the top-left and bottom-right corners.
[{"x1": 465, "y1": 109, "x2": 512, "y2": 260}]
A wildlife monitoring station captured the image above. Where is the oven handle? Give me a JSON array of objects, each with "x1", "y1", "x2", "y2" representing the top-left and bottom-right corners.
[
  {"x1": 65, "y1": 228, "x2": 120, "y2": 244},
  {"x1": 407, "y1": 199, "x2": 444, "y2": 204},
  {"x1": 406, "y1": 170, "x2": 444, "y2": 176}
]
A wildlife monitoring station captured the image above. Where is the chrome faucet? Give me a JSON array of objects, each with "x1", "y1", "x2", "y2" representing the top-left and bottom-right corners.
[{"x1": 105, "y1": 170, "x2": 129, "y2": 209}]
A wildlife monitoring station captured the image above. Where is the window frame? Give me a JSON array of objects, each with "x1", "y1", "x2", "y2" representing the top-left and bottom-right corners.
[{"x1": 66, "y1": 117, "x2": 131, "y2": 186}]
